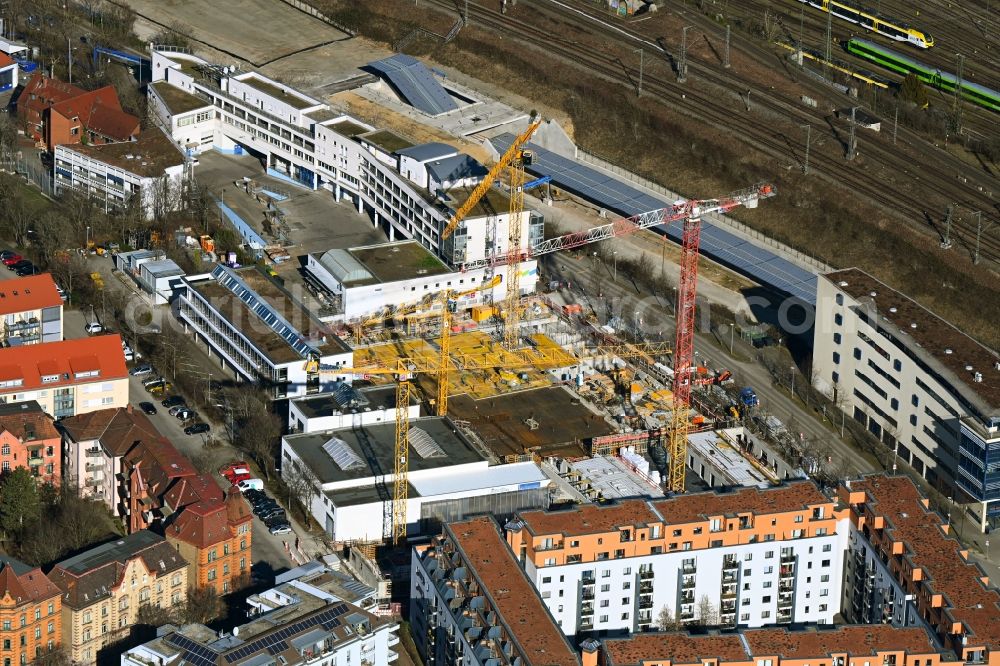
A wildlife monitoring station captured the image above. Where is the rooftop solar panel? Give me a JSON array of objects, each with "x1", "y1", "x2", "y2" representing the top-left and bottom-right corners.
[
  {"x1": 492, "y1": 134, "x2": 818, "y2": 304},
  {"x1": 369, "y1": 54, "x2": 458, "y2": 116}
]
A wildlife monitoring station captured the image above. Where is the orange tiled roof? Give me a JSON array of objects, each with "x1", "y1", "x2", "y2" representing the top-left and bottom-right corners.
[
  {"x1": 0, "y1": 335, "x2": 126, "y2": 392},
  {"x1": 0, "y1": 274, "x2": 62, "y2": 315}
]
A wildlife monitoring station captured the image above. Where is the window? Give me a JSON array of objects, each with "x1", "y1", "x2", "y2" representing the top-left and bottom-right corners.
[
  {"x1": 910, "y1": 415, "x2": 918, "y2": 426},
  {"x1": 740, "y1": 613, "x2": 750, "y2": 622},
  {"x1": 761, "y1": 611, "x2": 771, "y2": 618},
  {"x1": 891, "y1": 398, "x2": 899, "y2": 410},
  {"x1": 854, "y1": 347, "x2": 862, "y2": 360},
  {"x1": 744, "y1": 568, "x2": 752, "y2": 576},
  {"x1": 600, "y1": 600, "x2": 610, "y2": 608},
  {"x1": 542, "y1": 576, "x2": 552, "y2": 584},
  {"x1": 623, "y1": 582, "x2": 631, "y2": 590},
  {"x1": 820, "y1": 588, "x2": 829, "y2": 596},
  {"x1": 765, "y1": 551, "x2": 774, "y2": 559},
  {"x1": 819, "y1": 604, "x2": 829, "y2": 612},
  {"x1": 0, "y1": 445, "x2": 7, "y2": 456},
  {"x1": 601, "y1": 584, "x2": 611, "y2": 593},
  {"x1": 46, "y1": 622, "x2": 53, "y2": 635},
  {"x1": 835, "y1": 293, "x2": 844, "y2": 306},
  {"x1": 763, "y1": 581, "x2": 772, "y2": 588},
  {"x1": 833, "y1": 352, "x2": 841, "y2": 365},
  {"x1": 821, "y1": 560, "x2": 830, "y2": 567},
  {"x1": 834, "y1": 313, "x2": 843, "y2": 326},
  {"x1": 742, "y1": 598, "x2": 750, "y2": 606},
  {"x1": 832, "y1": 371, "x2": 839, "y2": 384},
  {"x1": 893, "y1": 359, "x2": 902, "y2": 372},
  {"x1": 599, "y1": 615, "x2": 608, "y2": 623},
  {"x1": 822, "y1": 544, "x2": 832, "y2": 552},
  {"x1": 821, "y1": 575, "x2": 830, "y2": 582},
  {"x1": 833, "y1": 332, "x2": 841, "y2": 344},
  {"x1": 207, "y1": 569, "x2": 217, "y2": 581},
  {"x1": 47, "y1": 603, "x2": 53, "y2": 616},
  {"x1": 621, "y1": 612, "x2": 630, "y2": 620},
  {"x1": 621, "y1": 597, "x2": 630, "y2": 605}
]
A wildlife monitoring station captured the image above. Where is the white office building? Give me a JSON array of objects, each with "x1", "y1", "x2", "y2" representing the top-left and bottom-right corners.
[
  {"x1": 280, "y1": 416, "x2": 550, "y2": 542},
  {"x1": 811, "y1": 269, "x2": 1000, "y2": 531},
  {"x1": 53, "y1": 129, "x2": 187, "y2": 218},
  {"x1": 506, "y1": 482, "x2": 848, "y2": 636},
  {"x1": 177, "y1": 264, "x2": 353, "y2": 399},
  {"x1": 146, "y1": 48, "x2": 543, "y2": 281}
]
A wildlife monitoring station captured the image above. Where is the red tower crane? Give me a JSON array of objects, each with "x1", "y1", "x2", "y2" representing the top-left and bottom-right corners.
[{"x1": 667, "y1": 184, "x2": 776, "y2": 492}]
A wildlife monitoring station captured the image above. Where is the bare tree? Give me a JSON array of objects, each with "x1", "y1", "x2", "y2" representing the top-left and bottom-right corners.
[
  {"x1": 695, "y1": 595, "x2": 718, "y2": 626},
  {"x1": 657, "y1": 604, "x2": 679, "y2": 630},
  {"x1": 181, "y1": 587, "x2": 224, "y2": 625},
  {"x1": 284, "y1": 462, "x2": 319, "y2": 524}
]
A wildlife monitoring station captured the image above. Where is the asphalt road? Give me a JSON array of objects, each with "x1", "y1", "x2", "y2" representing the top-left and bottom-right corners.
[{"x1": 547, "y1": 252, "x2": 876, "y2": 478}]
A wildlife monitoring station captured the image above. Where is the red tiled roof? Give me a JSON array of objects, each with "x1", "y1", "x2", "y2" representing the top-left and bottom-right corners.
[
  {"x1": 0, "y1": 274, "x2": 62, "y2": 315},
  {"x1": 20, "y1": 73, "x2": 86, "y2": 108},
  {"x1": 448, "y1": 517, "x2": 579, "y2": 666},
  {"x1": 225, "y1": 487, "x2": 251, "y2": 525},
  {"x1": 0, "y1": 556, "x2": 60, "y2": 606},
  {"x1": 163, "y1": 473, "x2": 223, "y2": 511},
  {"x1": 0, "y1": 335, "x2": 126, "y2": 392},
  {"x1": 85, "y1": 99, "x2": 140, "y2": 140},
  {"x1": 0, "y1": 404, "x2": 59, "y2": 442},
  {"x1": 124, "y1": 436, "x2": 196, "y2": 498},
  {"x1": 168, "y1": 500, "x2": 232, "y2": 550}
]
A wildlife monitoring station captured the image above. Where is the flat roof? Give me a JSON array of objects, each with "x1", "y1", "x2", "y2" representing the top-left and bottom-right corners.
[
  {"x1": 325, "y1": 482, "x2": 415, "y2": 507},
  {"x1": 0, "y1": 273, "x2": 62, "y2": 315},
  {"x1": 446, "y1": 184, "x2": 511, "y2": 220},
  {"x1": 410, "y1": 461, "x2": 546, "y2": 497},
  {"x1": 284, "y1": 416, "x2": 484, "y2": 485},
  {"x1": 359, "y1": 129, "x2": 414, "y2": 154},
  {"x1": 149, "y1": 81, "x2": 211, "y2": 115},
  {"x1": 328, "y1": 119, "x2": 370, "y2": 137},
  {"x1": 825, "y1": 269, "x2": 999, "y2": 412},
  {"x1": 188, "y1": 268, "x2": 348, "y2": 364},
  {"x1": 304, "y1": 108, "x2": 339, "y2": 123},
  {"x1": 446, "y1": 517, "x2": 579, "y2": 666},
  {"x1": 238, "y1": 73, "x2": 319, "y2": 110},
  {"x1": 688, "y1": 430, "x2": 773, "y2": 487},
  {"x1": 519, "y1": 500, "x2": 659, "y2": 538},
  {"x1": 848, "y1": 475, "x2": 1000, "y2": 650},
  {"x1": 293, "y1": 385, "x2": 410, "y2": 419},
  {"x1": 447, "y1": 386, "x2": 612, "y2": 459},
  {"x1": 605, "y1": 633, "x2": 747, "y2": 666},
  {"x1": 350, "y1": 241, "x2": 450, "y2": 283},
  {"x1": 58, "y1": 129, "x2": 184, "y2": 178},
  {"x1": 651, "y1": 481, "x2": 830, "y2": 525}
]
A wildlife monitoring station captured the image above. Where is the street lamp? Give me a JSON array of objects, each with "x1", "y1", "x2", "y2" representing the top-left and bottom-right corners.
[
  {"x1": 613, "y1": 251, "x2": 618, "y2": 282},
  {"x1": 85, "y1": 226, "x2": 91, "y2": 248},
  {"x1": 790, "y1": 365, "x2": 796, "y2": 397},
  {"x1": 729, "y1": 323, "x2": 735, "y2": 354}
]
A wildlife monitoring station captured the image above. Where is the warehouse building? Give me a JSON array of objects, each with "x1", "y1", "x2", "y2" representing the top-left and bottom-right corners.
[
  {"x1": 287, "y1": 383, "x2": 420, "y2": 434},
  {"x1": 811, "y1": 269, "x2": 1000, "y2": 531},
  {"x1": 177, "y1": 265, "x2": 353, "y2": 398},
  {"x1": 280, "y1": 416, "x2": 550, "y2": 542}
]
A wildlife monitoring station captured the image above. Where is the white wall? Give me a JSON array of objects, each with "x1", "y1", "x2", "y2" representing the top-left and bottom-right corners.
[
  {"x1": 288, "y1": 396, "x2": 421, "y2": 434},
  {"x1": 228, "y1": 74, "x2": 323, "y2": 127}
]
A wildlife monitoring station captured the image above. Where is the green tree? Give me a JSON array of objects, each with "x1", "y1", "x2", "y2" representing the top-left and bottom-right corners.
[
  {"x1": 898, "y1": 74, "x2": 929, "y2": 108},
  {"x1": 0, "y1": 468, "x2": 41, "y2": 537}
]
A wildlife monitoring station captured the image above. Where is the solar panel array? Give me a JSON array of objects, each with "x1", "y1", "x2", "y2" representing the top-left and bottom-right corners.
[
  {"x1": 211, "y1": 265, "x2": 320, "y2": 359},
  {"x1": 368, "y1": 54, "x2": 458, "y2": 116},
  {"x1": 323, "y1": 437, "x2": 366, "y2": 471},
  {"x1": 165, "y1": 633, "x2": 220, "y2": 666},
  {"x1": 490, "y1": 135, "x2": 818, "y2": 304},
  {"x1": 222, "y1": 604, "x2": 350, "y2": 664}
]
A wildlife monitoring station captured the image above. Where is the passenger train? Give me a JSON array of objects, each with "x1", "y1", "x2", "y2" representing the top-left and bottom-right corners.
[{"x1": 795, "y1": 0, "x2": 934, "y2": 48}]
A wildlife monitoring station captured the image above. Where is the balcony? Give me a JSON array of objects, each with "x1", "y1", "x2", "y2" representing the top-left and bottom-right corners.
[
  {"x1": 721, "y1": 587, "x2": 737, "y2": 600},
  {"x1": 679, "y1": 592, "x2": 694, "y2": 605},
  {"x1": 579, "y1": 619, "x2": 593, "y2": 630},
  {"x1": 781, "y1": 552, "x2": 795, "y2": 563},
  {"x1": 722, "y1": 556, "x2": 739, "y2": 570},
  {"x1": 85, "y1": 448, "x2": 102, "y2": 458},
  {"x1": 581, "y1": 603, "x2": 594, "y2": 615},
  {"x1": 639, "y1": 569, "x2": 654, "y2": 580},
  {"x1": 582, "y1": 576, "x2": 595, "y2": 586},
  {"x1": 638, "y1": 599, "x2": 653, "y2": 610},
  {"x1": 722, "y1": 571, "x2": 737, "y2": 583},
  {"x1": 28, "y1": 456, "x2": 43, "y2": 467},
  {"x1": 682, "y1": 563, "x2": 697, "y2": 574},
  {"x1": 639, "y1": 582, "x2": 653, "y2": 594},
  {"x1": 679, "y1": 611, "x2": 695, "y2": 621},
  {"x1": 581, "y1": 590, "x2": 594, "y2": 600},
  {"x1": 681, "y1": 575, "x2": 696, "y2": 589},
  {"x1": 780, "y1": 565, "x2": 795, "y2": 578},
  {"x1": 85, "y1": 463, "x2": 103, "y2": 473},
  {"x1": 536, "y1": 541, "x2": 563, "y2": 551}
]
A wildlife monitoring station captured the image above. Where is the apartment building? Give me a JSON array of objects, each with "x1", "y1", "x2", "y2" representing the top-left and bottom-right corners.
[
  {"x1": 18, "y1": 73, "x2": 139, "y2": 152},
  {"x1": 0, "y1": 335, "x2": 128, "y2": 418},
  {"x1": 61, "y1": 406, "x2": 163, "y2": 507},
  {"x1": 811, "y1": 269, "x2": 1000, "y2": 531},
  {"x1": 596, "y1": 625, "x2": 954, "y2": 666},
  {"x1": 122, "y1": 574, "x2": 399, "y2": 666},
  {"x1": 53, "y1": 129, "x2": 187, "y2": 219},
  {"x1": 146, "y1": 48, "x2": 542, "y2": 282},
  {"x1": 411, "y1": 516, "x2": 580, "y2": 666},
  {"x1": 177, "y1": 264, "x2": 353, "y2": 399},
  {"x1": 0, "y1": 555, "x2": 62, "y2": 664},
  {"x1": 121, "y1": 434, "x2": 198, "y2": 533},
  {"x1": 840, "y1": 475, "x2": 1000, "y2": 662},
  {"x1": 0, "y1": 402, "x2": 60, "y2": 484},
  {"x1": 0, "y1": 273, "x2": 63, "y2": 346},
  {"x1": 48, "y1": 530, "x2": 188, "y2": 665},
  {"x1": 506, "y1": 482, "x2": 847, "y2": 636},
  {"x1": 287, "y1": 383, "x2": 420, "y2": 434},
  {"x1": 165, "y1": 488, "x2": 253, "y2": 596}
]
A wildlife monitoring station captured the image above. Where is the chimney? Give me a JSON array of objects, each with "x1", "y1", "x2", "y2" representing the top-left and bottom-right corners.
[{"x1": 127, "y1": 404, "x2": 133, "y2": 414}]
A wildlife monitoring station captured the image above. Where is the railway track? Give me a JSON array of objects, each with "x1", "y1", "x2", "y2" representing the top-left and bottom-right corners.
[{"x1": 424, "y1": 0, "x2": 1000, "y2": 265}]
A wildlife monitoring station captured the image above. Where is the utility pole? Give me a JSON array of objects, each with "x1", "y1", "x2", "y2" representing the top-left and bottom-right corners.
[
  {"x1": 464, "y1": 0, "x2": 469, "y2": 25},
  {"x1": 801, "y1": 124, "x2": 811, "y2": 174},
  {"x1": 799, "y1": 8, "x2": 804, "y2": 50},
  {"x1": 678, "y1": 25, "x2": 693, "y2": 83},
  {"x1": 635, "y1": 47, "x2": 644, "y2": 96},
  {"x1": 973, "y1": 211, "x2": 983, "y2": 264},
  {"x1": 847, "y1": 107, "x2": 858, "y2": 161},
  {"x1": 723, "y1": 25, "x2": 731, "y2": 69},
  {"x1": 824, "y1": 5, "x2": 833, "y2": 79},
  {"x1": 954, "y1": 53, "x2": 965, "y2": 132},
  {"x1": 67, "y1": 37, "x2": 72, "y2": 83},
  {"x1": 893, "y1": 105, "x2": 899, "y2": 145},
  {"x1": 941, "y1": 204, "x2": 954, "y2": 249}
]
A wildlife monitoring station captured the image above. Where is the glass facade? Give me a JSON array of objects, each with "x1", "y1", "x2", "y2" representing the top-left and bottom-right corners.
[{"x1": 956, "y1": 424, "x2": 1000, "y2": 503}]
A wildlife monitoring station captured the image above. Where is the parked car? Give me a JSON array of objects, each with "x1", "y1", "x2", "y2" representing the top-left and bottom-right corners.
[
  {"x1": 161, "y1": 395, "x2": 186, "y2": 408},
  {"x1": 84, "y1": 322, "x2": 103, "y2": 334},
  {"x1": 237, "y1": 479, "x2": 264, "y2": 492},
  {"x1": 129, "y1": 364, "x2": 153, "y2": 377},
  {"x1": 0, "y1": 251, "x2": 18, "y2": 263},
  {"x1": 184, "y1": 423, "x2": 210, "y2": 435},
  {"x1": 138, "y1": 402, "x2": 158, "y2": 416},
  {"x1": 174, "y1": 408, "x2": 196, "y2": 421},
  {"x1": 15, "y1": 264, "x2": 38, "y2": 276},
  {"x1": 268, "y1": 523, "x2": 292, "y2": 535},
  {"x1": 2, "y1": 253, "x2": 23, "y2": 267},
  {"x1": 168, "y1": 405, "x2": 187, "y2": 417},
  {"x1": 55, "y1": 285, "x2": 67, "y2": 302},
  {"x1": 220, "y1": 462, "x2": 252, "y2": 483},
  {"x1": 258, "y1": 506, "x2": 285, "y2": 520}
]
